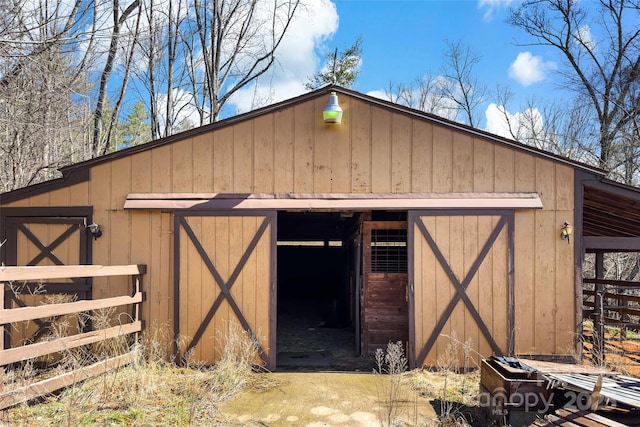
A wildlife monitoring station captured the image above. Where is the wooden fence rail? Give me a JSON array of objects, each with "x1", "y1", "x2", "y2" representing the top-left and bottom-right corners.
[{"x1": 0, "y1": 264, "x2": 146, "y2": 410}]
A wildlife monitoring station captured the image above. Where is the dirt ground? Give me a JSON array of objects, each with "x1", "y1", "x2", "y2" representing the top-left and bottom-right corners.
[{"x1": 216, "y1": 371, "x2": 440, "y2": 426}]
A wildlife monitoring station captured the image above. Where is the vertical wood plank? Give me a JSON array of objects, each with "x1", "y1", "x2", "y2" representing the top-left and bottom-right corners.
[
  {"x1": 434, "y1": 216, "x2": 451, "y2": 363},
  {"x1": 293, "y1": 101, "x2": 314, "y2": 192},
  {"x1": 274, "y1": 108, "x2": 295, "y2": 192},
  {"x1": 463, "y1": 216, "x2": 480, "y2": 364},
  {"x1": 68, "y1": 183, "x2": 90, "y2": 206},
  {"x1": 411, "y1": 121, "x2": 433, "y2": 192},
  {"x1": 216, "y1": 216, "x2": 232, "y2": 357},
  {"x1": 176, "y1": 218, "x2": 194, "y2": 354},
  {"x1": 151, "y1": 145, "x2": 172, "y2": 192},
  {"x1": 110, "y1": 158, "x2": 131, "y2": 211},
  {"x1": 213, "y1": 126, "x2": 233, "y2": 192},
  {"x1": 452, "y1": 133, "x2": 474, "y2": 192},
  {"x1": 254, "y1": 115, "x2": 274, "y2": 193},
  {"x1": 172, "y1": 139, "x2": 193, "y2": 193},
  {"x1": 26, "y1": 191, "x2": 50, "y2": 206},
  {"x1": 556, "y1": 164, "x2": 574, "y2": 211},
  {"x1": 350, "y1": 99, "x2": 371, "y2": 192},
  {"x1": 161, "y1": 213, "x2": 173, "y2": 334},
  {"x1": 131, "y1": 151, "x2": 152, "y2": 193},
  {"x1": 109, "y1": 212, "x2": 130, "y2": 302},
  {"x1": 48, "y1": 186, "x2": 70, "y2": 207},
  {"x1": 448, "y1": 216, "x2": 465, "y2": 364},
  {"x1": 473, "y1": 139, "x2": 494, "y2": 192},
  {"x1": 494, "y1": 146, "x2": 515, "y2": 192},
  {"x1": 391, "y1": 113, "x2": 412, "y2": 192},
  {"x1": 371, "y1": 107, "x2": 392, "y2": 192},
  {"x1": 130, "y1": 211, "x2": 150, "y2": 335},
  {"x1": 514, "y1": 210, "x2": 535, "y2": 353},
  {"x1": 477, "y1": 215, "x2": 494, "y2": 360},
  {"x1": 90, "y1": 164, "x2": 111, "y2": 288},
  {"x1": 536, "y1": 158, "x2": 556, "y2": 211},
  {"x1": 533, "y1": 210, "x2": 556, "y2": 353},
  {"x1": 199, "y1": 216, "x2": 217, "y2": 362},
  {"x1": 330, "y1": 95, "x2": 351, "y2": 193},
  {"x1": 314, "y1": 97, "x2": 333, "y2": 193},
  {"x1": 192, "y1": 132, "x2": 214, "y2": 192},
  {"x1": 422, "y1": 217, "x2": 438, "y2": 365},
  {"x1": 491, "y1": 216, "x2": 509, "y2": 355},
  {"x1": 514, "y1": 152, "x2": 536, "y2": 192},
  {"x1": 147, "y1": 212, "x2": 162, "y2": 327},
  {"x1": 233, "y1": 123, "x2": 253, "y2": 192},
  {"x1": 432, "y1": 127, "x2": 453, "y2": 192},
  {"x1": 255, "y1": 217, "x2": 271, "y2": 363},
  {"x1": 555, "y1": 210, "x2": 575, "y2": 353},
  {"x1": 412, "y1": 218, "x2": 423, "y2": 363},
  {"x1": 240, "y1": 217, "x2": 256, "y2": 333}
]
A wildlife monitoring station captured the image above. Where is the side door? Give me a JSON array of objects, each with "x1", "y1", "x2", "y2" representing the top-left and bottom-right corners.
[
  {"x1": 1, "y1": 208, "x2": 92, "y2": 349},
  {"x1": 174, "y1": 211, "x2": 276, "y2": 368}
]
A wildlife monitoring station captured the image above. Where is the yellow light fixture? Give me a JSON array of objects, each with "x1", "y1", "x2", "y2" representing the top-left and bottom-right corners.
[
  {"x1": 323, "y1": 91, "x2": 343, "y2": 124},
  {"x1": 561, "y1": 221, "x2": 573, "y2": 243}
]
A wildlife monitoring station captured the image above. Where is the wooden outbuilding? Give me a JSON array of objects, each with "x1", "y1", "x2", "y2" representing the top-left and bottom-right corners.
[{"x1": 3, "y1": 85, "x2": 640, "y2": 369}]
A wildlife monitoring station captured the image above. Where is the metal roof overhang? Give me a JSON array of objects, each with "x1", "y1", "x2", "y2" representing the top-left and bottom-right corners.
[
  {"x1": 123, "y1": 192, "x2": 543, "y2": 211},
  {"x1": 583, "y1": 179, "x2": 640, "y2": 252}
]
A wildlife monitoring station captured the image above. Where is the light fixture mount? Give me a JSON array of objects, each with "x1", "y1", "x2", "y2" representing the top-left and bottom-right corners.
[
  {"x1": 87, "y1": 223, "x2": 102, "y2": 240},
  {"x1": 560, "y1": 221, "x2": 573, "y2": 243}
]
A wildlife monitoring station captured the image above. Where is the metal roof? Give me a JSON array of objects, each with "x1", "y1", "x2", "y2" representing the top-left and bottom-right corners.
[{"x1": 583, "y1": 179, "x2": 640, "y2": 240}]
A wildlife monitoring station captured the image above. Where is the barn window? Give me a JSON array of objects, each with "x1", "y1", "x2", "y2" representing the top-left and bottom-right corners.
[{"x1": 370, "y1": 229, "x2": 407, "y2": 273}]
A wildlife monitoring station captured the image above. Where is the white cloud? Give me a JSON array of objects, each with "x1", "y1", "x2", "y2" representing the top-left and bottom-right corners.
[
  {"x1": 485, "y1": 103, "x2": 543, "y2": 141},
  {"x1": 508, "y1": 52, "x2": 557, "y2": 86},
  {"x1": 576, "y1": 25, "x2": 595, "y2": 50},
  {"x1": 228, "y1": 0, "x2": 339, "y2": 114},
  {"x1": 478, "y1": 0, "x2": 514, "y2": 21}
]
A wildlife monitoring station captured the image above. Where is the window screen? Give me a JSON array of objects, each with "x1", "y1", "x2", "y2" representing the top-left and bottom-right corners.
[{"x1": 370, "y1": 229, "x2": 407, "y2": 273}]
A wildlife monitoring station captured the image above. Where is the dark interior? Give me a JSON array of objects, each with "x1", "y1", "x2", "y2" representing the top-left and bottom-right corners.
[{"x1": 276, "y1": 211, "x2": 363, "y2": 370}]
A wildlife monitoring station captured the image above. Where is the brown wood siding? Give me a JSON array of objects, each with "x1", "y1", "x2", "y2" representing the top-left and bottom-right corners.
[{"x1": 2, "y1": 94, "x2": 576, "y2": 362}]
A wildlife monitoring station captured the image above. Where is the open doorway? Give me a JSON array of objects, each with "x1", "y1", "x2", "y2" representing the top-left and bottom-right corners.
[
  {"x1": 276, "y1": 210, "x2": 409, "y2": 371},
  {"x1": 276, "y1": 211, "x2": 367, "y2": 370}
]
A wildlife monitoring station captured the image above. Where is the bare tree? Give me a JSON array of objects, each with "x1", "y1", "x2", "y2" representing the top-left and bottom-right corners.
[
  {"x1": 91, "y1": 0, "x2": 142, "y2": 156},
  {"x1": 383, "y1": 76, "x2": 455, "y2": 120},
  {"x1": 382, "y1": 40, "x2": 485, "y2": 126},
  {"x1": 492, "y1": 85, "x2": 594, "y2": 161},
  {"x1": 185, "y1": 0, "x2": 301, "y2": 124},
  {"x1": 0, "y1": 0, "x2": 92, "y2": 191},
  {"x1": 509, "y1": 0, "x2": 640, "y2": 174},
  {"x1": 439, "y1": 39, "x2": 487, "y2": 127}
]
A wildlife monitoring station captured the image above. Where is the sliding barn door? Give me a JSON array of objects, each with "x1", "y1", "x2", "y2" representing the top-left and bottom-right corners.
[
  {"x1": 362, "y1": 221, "x2": 409, "y2": 356},
  {"x1": 174, "y1": 211, "x2": 276, "y2": 368},
  {"x1": 410, "y1": 211, "x2": 514, "y2": 367}
]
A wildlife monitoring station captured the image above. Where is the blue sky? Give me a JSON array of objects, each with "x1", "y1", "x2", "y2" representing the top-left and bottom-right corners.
[
  {"x1": 333, "y1": 0, "x2": 522, "y2": 90},
  {"x1": 331, "y1": 0, "x2": 564, "y2": 130},
  {"x1": 230, "y1": 0, "x2": 566, "y2": 136}
]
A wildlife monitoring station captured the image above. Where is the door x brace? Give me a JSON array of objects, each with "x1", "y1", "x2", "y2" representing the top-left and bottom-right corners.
[
  {"x1": 415, "y1": 215, "x2": 511, "y2": 366},
  {"x1": 177, "y1": 216, "x2": 270, "y2": 365}
]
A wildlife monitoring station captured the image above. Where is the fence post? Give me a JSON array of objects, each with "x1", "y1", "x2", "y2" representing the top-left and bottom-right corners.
[{"x1": 594, "y1": 252, "x2": 605, "y2": 365}]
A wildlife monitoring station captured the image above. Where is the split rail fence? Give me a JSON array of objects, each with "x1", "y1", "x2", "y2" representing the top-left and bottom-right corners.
[
  {"x1": 583, "y1": 277, "x2": 640, "y2": 366},
  {"x1": 0, "y1": 264, "x2": 146, "y2": 410}
]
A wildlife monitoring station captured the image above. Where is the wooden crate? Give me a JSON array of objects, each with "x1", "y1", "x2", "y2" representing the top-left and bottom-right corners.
[{"x1": 480, "y1": 357, "x2": 552, "y2": 412}]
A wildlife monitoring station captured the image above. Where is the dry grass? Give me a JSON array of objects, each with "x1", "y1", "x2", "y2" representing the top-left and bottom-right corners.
[{"x1": 1, "y1": 320, "x2": 271, "y2": 426}]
